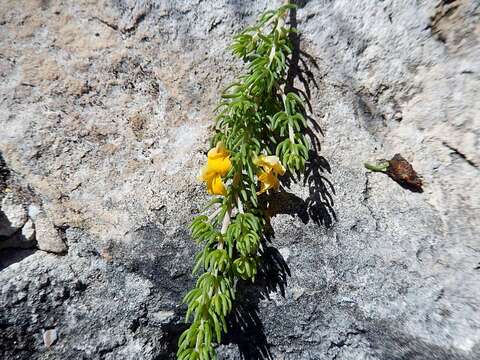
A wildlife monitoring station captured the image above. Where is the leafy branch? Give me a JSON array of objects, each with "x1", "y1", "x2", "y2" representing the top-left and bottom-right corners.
[{"x1": 177, "y1": 4, "x2": 310, "y2": 360}]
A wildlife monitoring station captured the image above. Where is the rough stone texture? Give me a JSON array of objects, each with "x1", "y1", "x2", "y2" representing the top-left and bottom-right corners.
[
  {"x1": 35, "y1": 213, "x2": 67, "y2": 254},
  {"x1": 0, "y1": 0, "x2": 479, "y2": 359},
  {"x1": 21, "y1": 219, "x2": 36, "y2": 242},
  {"x1": 0, "y1": 193, "x2": 28, "y2": 237}
]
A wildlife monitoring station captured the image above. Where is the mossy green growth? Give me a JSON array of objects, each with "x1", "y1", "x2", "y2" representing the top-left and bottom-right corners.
[{"x1": 177, "y1": 4, "x2": 310, "y2": 359}]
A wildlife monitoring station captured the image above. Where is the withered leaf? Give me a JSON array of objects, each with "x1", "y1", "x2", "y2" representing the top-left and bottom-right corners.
[{"x1": 387, "y1": 154, "x2": 423, "y2": 192}]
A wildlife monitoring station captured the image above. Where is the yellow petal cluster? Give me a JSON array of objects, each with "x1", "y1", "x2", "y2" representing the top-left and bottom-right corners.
[
  {"x1": 254, "y1": 155, "x2": 286, "y2": 194},
  {"x1": 198, "y1": 142, "x2": 232, "y2": 195}
]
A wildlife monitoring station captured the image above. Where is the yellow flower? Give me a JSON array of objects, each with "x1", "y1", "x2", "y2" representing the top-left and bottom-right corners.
[
  {"x1": 206, "y1": 142, "x2": 231, "y2": 176},
  {"x1": 257, "y1": 170, "x2": 280, "y2": 194},
  {"x1": 198, "y1": 142, "x2": 231, "y2": 196},
  {"x1": 254, "y1": 155, "x2": 286, "y2": 194},
  {"x1": 207, "y1": 174, "x2": 227, "y2": 195},
  {"x1": 254, "y1": 155, "x2": 286, "y2": 176}
]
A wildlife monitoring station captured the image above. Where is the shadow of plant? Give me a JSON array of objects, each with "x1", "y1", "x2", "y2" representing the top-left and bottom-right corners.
[
  {"x1": 224, "y1": 243, "x2": 290, "y2": 360},
  {"x1": 223, "y1": 3, "x2": 336, "y2": 359},
  {"x1": 303, "y1": 150, "x2": 336, "y2": 227},
  {"x1": 224, "y1": 148, "x2": 335, "y2": 360},
  {"x1": 261, "y1": 150, "x2": 336, "y2": 228}
]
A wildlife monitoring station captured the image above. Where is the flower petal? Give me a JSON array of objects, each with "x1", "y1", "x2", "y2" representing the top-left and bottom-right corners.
[
  {"x1": 254, "y1": 155, "x2": 286, "y2": 176},
  {"x1": 208, "y1": 142, "x2": 229, "y2": 160},
  {"x1": 206, "y1": 142, "x2": 232, "y2": 176},
  {"x1": 207, "y1": 156, "x2": 231, "y2": 176},
  {"x1": 198, "y1": 164, "x2": 214, "y2": 182},
  {"x1": 257, "y1": 170, "x2": 279, "y2": 194},
  {"x1": 266, "y1": 156, "x2": 286, "y2": 175},
  {"x1": 207, "y1": 175, "x2": 227, "y2": 196}
]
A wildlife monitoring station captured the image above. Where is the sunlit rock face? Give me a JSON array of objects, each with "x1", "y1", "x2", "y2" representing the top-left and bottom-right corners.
[{"x1": 0, "y1": 1, "x2": 479, "y2": 359}]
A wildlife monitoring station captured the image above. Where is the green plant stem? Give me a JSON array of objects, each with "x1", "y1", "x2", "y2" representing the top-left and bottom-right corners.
[{"x1": 177, "y1": 4, "x2": 309, "y2": 359}]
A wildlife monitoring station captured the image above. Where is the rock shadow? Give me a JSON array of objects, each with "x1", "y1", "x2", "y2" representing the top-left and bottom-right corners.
[
  {"x1": 0, "y1": 152, "x2": 38, "y2": 270},
  {"x1": 0, "y1": 248, "x2": 36, "y2": 271}
]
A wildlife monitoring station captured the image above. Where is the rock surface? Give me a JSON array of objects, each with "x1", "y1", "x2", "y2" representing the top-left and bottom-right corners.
[
  {"x1": 0, "y1": 193, "x2": 28, "y2": 237},
  {"x1": 34, "y1": 213, "x2": 67, "y2": 254},
  {"x1": 21, "y1": 219, "x2": 36, "y2": 242},
  {"x1": 0, "y1": 0, "x2": 479, "y2": 359}
]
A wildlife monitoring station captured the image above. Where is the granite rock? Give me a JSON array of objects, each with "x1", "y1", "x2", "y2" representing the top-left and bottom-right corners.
[
  {"x1": 0, "y1": 0, "x2": 479, "y2": 359},
  {"x1": 34, "y1": 213, "x2": 67, "y2": 254},
  {"x1": 0, "y1": 193, "x2": 28, "y2": 237}
]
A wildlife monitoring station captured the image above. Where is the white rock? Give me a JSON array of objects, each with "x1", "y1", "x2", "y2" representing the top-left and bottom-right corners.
[
  {"x1": 43, "y1": 328, "x2": 58, "y2": 348},
  {"x1": 151, "y1": 311, "x2": 174, "y2": 325},
  {"x1": 22, "y1": 219, "x2": 35, "y2": 242},
  {"x1": 27, "y1": 204, "x2": 41, "y2": 221},
  {"x1": 279, "y1": 247, "x2": 290, "y2": 261}
]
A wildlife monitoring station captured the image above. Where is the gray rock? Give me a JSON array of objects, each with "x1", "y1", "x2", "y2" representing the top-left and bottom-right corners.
[
  {"x1": 0, "y1": 194, "x2": 27, "y2": 237},
  {"x1": 0, "y1": 0, "x2": 479, "y2": 359},
  {"x1": 35, "y1": 214, "x2": 66, "y2": 254}
]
